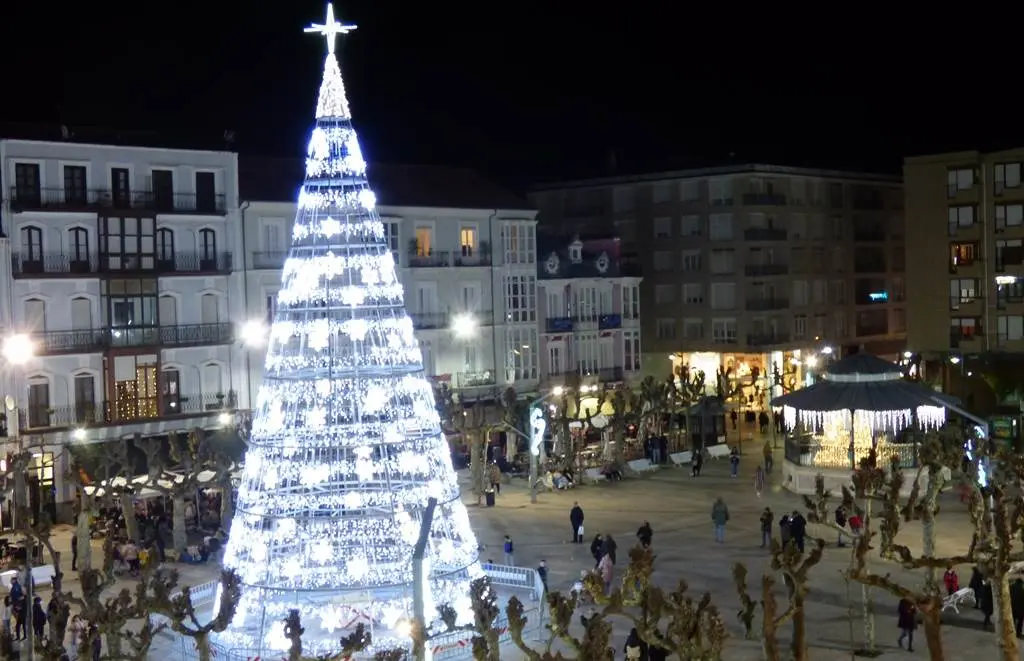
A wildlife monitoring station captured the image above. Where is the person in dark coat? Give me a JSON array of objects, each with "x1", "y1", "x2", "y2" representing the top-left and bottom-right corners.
[
  {"x1": 969, "y1": 566, "x2": 984, "y2": 610},
  {"x1": 980, "y1": 579, "x2": 995, "y2": 629},
  {"x1": 570, "y1": 502, "x2": 585, "y2": 544},
  {"x1": 691, "y1": 451, "x2": 703, "y2": 477},
  {"x1": 779, "y1": 514, "x2": 792, "y2": 548},
  {"x1": 590, "y1": 534, "x2": 604, "y2": 566},
  {"x1": 1010, "y1": 578, "x2": 1024, "y2": 637},
  {"x1": 897, "y1": 598, "x2": 916, "y2": 651},
  {"x1": 602, "y1": 535, "x2": 618, "y2": 565},
  {"x1": 623, "y1": 627, "x2": 646, "y2": 660},
  {"x1": 789, "y1": 511, "x2": 807, "y2": 552},
  {"x1": 31, "y1": 596, "x2": 45, "y2": 641},
  {"x1": 71, "y1": 533, "x2": 78, "y2": 572},
  {"x1": 636, "y1": 521, "x2": 653, "y2": 549}
]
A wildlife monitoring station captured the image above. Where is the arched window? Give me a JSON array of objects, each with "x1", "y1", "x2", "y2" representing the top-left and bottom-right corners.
[
  {"x1": 160, "y1": 368, "x2": 182, "y2": 414},
  {"x1": 199, "y1": 229, "x2": 217, "y2": 270},
  {"x1": 156, "y1": 228, "x2": 175, "y2": 270},
  {"x1": 20, "y1": 227, "x2": 43, "y2": 273},
  {"x1": 68, "y1": 228, "x2": 90, "y2": 273}
]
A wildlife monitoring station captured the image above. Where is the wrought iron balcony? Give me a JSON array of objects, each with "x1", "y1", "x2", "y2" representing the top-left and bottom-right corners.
[
  {"x1": 546, "y1": 317, "x2": 574, "y2": 333},
  {"x1": 8, "y1": 186, "x2": 226, "y2": 215},
  {"x1": 457, "y1": 371, "x2": 497, "y2": 388},
  {"x1": 252, "y1": 251, "x2": 288, "y2": 269},
  {"x1": 32, "y1": 323, "x2": 235, "y2": 355},
  {"x1": 155, "y1": 251, "x2": 233, "y2": 273},
  {"x1": 18, "y1": 391, "x2": 238, "y2": 431},
  {"x1": 743, "y1": 227, "x2": 788, "y2": 241},
  {"x1": 745, "y1": 297, "x2": 790, "y2": 312},
  {"x1": 742, "y1": 193, "x2": 788, "y2": 206},
  {"x1": 744, "y1": 263, "x2": 789, "y2": 276},
  {"x1": 746, "y1": 332, "x2": 791, "y2": 347},
  {"x1": 12, "y1": 251, "x2": 232, "y2": 276},
  {"x1": 409, "y1": 312, "x2": 449, "y2": 329},
  {"x1": 407, "y1": 250, "x2": 492, "y2": 268},
  {"x1": 12, "y1": 253, "x2": 98, "y2": 277}
]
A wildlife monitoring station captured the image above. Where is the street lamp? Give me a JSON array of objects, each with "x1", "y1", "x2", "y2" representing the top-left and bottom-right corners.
[
  {"x1": 451, "y1": 313, "x2": 477, "y2": 339},
  {"x1": 2, "y1": 334, "x2": 36, "y2": 366}
]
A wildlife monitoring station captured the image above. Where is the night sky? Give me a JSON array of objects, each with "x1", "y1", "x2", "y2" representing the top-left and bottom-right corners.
[{"x1": 3, "y1": 3, "x2": 1015, "y2": 188}]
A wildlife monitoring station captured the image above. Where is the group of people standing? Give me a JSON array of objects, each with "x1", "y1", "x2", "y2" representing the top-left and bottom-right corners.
[{"x1": 0, "y1": 572, "x2": 100, "y2": 660}]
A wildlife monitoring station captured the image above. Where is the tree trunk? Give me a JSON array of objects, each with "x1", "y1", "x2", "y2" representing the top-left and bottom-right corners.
[
  {"x1": 119, "y1": 492, "x2": 140, "y2": 542},
  {"x1": 861, "y1": 496, "x2": 877, "y2": 652},
  {"x1": 76, "y1": 506, "x2": 92, "y2": 571},
  {"x1": 105, "y1": 628, "x2": 122, "y2": 660},
  {"x1": 219, "y1": 482, "x2": 234, "y2": 532},
  {"x1": 791, "y1": 593, "x2": 808, "y2": 661},
  {"x1": 470, "y1": 432, "x2": 484, "y2": 505},
  {"x1": 172, "y1": 493, "x2": 188, "y2": 552},
  {"x1": 921, "y1": 608, "x2": 946, "y2": 661},
  {"x1": 995, "y1": 574, "x2": 1019, "y2": 661}
]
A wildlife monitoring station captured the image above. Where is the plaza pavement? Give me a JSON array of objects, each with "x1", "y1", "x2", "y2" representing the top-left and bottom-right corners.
[{"x1": 470, "y1": 436, "x2": 1003, "y2": 660}]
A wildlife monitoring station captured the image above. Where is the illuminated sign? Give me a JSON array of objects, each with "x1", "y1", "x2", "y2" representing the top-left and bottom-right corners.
[
  {"x1": 529, "y1": 406, "x2": 546, "y2": 457},
  {"x1": 868, "y1": 291, "x2": 888, "y2": 302}
]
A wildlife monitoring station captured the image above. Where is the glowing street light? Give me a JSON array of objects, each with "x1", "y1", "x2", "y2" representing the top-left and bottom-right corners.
[
  {"x1": 821, "y1": 346, "x2": 833, "y2": 356},
  {"x1": 239, "y1": 320, "x2": 268, "y2": 347},
  {"x1": 805, "y1": 355, "x2": 819, "y2": 368},
  {"x1": 451, "y1": 313, "x2": 477, "y2": 339},
  {"x1": 2, "y1": 334, "x2": 36, "y2": 365},
  {"x1": 552, "y1": 386, "x2": 565, "y2": 397},
  {"x1": 950, "y1": 356, "x2": 961, "y2": 365}
]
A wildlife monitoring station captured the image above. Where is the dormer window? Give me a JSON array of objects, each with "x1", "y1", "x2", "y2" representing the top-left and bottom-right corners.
[{"x1": 569, "y1": 239, "x2": 583, "y2": 263}]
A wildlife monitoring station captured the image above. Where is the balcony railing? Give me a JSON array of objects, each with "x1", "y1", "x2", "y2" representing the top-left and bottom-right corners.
[
  {"x1": 457, "y1": 371, "x2": 497, "y2": 388},
  {"x1": 742, "y1": 193, "x2": 788, "y2": 206},
  {"x1": 9, "y1": 187, "x2": 226, "y2": 215},
  {"x1": 407, "y1": 251, "x2": 493, "y2": 268},
  {"x1": 598, "y1": 314, "x2": 622, "y2": 330},
  {"x1": 410, "y1": 313, "x2": 448, "y2": 329},
  {"x1": 546, "y1": 317, "x2": 574, "y2": 333},
  {"x1": 548, "y1": 366, "x2": 625, "y2": 383},
  {"x1": 747, "y1": 332, "x2": 791, "y2": 347},
  {"x1": 252, "y1": 251, "x2": 288, "y2": 269},
  {"x1": 744, "y1": 263, "x2": 789, "y2": 276},
  {"x1": 743, "y1": 227, "x2": 788, "y2": 241},
  {"x1": 745, "y1": 297, "x2": 790, "y2": 311},
  {"x1": 32, "y1": 323, "x2": 235, "y2": 355},
  {"x1": 18, "y1": 391, "x2": 238, "y2": 431},
  {"x1": 12, "y1": 252, "x2": 232, "y2": 277}
]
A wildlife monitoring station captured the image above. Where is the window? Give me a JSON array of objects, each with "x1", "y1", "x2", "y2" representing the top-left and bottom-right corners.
[
  {"x1": 891, "y1": 309, "x2": 906, "y2": 334},
  {"x1": 680, "y1": 215, "x2": 700, "y2": 237},
  {"x1": 504, "y1": 275, "x2": 536, "y2": 323},
  {"x1": 623, "y1": 330, "x2": 641, "y2": 371},
  {"x1": 506, "y1": 327, "x2": 539, "y2": 382},
  {"x1": 74, "y1": 374, "x2": 97, "y2": 422},
  {"x1": 709, "y1": 249, "x2": 734, "y2": 274},
  {"x1": 501, "y1": 223, "x2": 535, "y2": 264},
  {"x1": 654, "y1": 285, "x2": 675, "y2": 304},
  {"x1": 574, "y1": 333, "x2": 600, "y2": 374},
  {"x1": 711, "y1": 319, "x2": 737, "y2": 344},
  {"x1": 891, "y1": 276, "x2": 905, "y2": 302},
  {"x1": 950, "y1": 317, "x2": 980, "y2": 340},
  {"x1": 790, "y1": 213, "x2": 807, "y2": 238},
  {"x1": 813, "y1": 313, "x2": 826, "y2": 338},
  {"x1": 998, "y1": 280, "x2": 1024, "y2": 308},
  {"x1": 748, "y1": 212, "x2": 766, "y2": 229},
  {"x1": 892, "y1": 246, "x2": 905, "y2": 272},
  {"x1": 812, "y1": 279, "x2": 826, "y2": 305},
  {"x1": 682, "y1": 283, "x2": 703, "y2": 305},
  {"x1": 681, "y1": 250, "x2": 701, "y2": 272},
  {"x1": 265, "y1": 293, "x2": 278, "y2": 325},
  {"x1": 810, "y1": 214, "x2": 826, "y2": 239},
  {"x1": 680, "y1": 180, "x2": 699, "y2": 202},
  {"x1": 709, "y1": 179, "x2": 733, "y2": 206},
  {"x1": 790, "y1": 280, "x2": 808, "y2": 307},
  {"x1": 100, "y1": 216, "x2": 156, "y2": 271},
  {"x1": 63, "y1": 165, "x2": 87, "y2": 204},
  {"x1": 151, "y1": 169, "x2": 174, "y2": 211},
  {"x1": 996, "y1": 204, "x2": 1024, "y2": 230},
  {"x1": 24, "y1": 298, "x2": 46, "y2": 331},
  {"x1": 948, "y1": 206, "x2": 976, "y2": 233},
  {"x1": 574, "y1": 286, "x2": 598, "y2": 322},
  {"x1": 459, "y1": 226, "x2": 477, "y2": 257},
  {"x1": 195, "y1": 171, "x2": 217, "y2": 212},
  {"x1": 708, "y1": 213, "x2": 733, "y2": 240},
  {"x1": 199, "y1": 229, "x2": 217, "y2": 269},
  {"x1": 997, "y1": 316, "x2": 1024, "y2": 342},
  {"x1": 949, "y1": 278, "x2": 980, "y2": 309},
  {"x1": 655, "y1": 318, "x2": 676, "y2": 339},
  {"x1": 414, "y1": 226, "x2": 432, "y2": 256},
  {"x1": 66, "y1": 228, "x2": 89, "y2": 270},
  {"x1": 652, "y1": 183, "x2": 673, "y2": 204},
  {"x1": 710, "y1": 283, "x2": 736, "y2": 310},
  {"x1": 830, "y1": 280, "x2": 846, "y2": 305},
  {"x1": 683, "y1": 319, "x2": 703, "y2": 340},
  {"x1": 995, "y1": 163, "x2": 1022, "y2": 193},
  {"x1": 947, "y1": 168, "x2": 975, "y2": 196},
  {"x1": 653, "y1": 217, "x2": 672, "y2": 238},
  {"x1": 790, "y1": 179, "x2": 806, "y2": 205},
  {"x1": 27, "y1": 378, "x2": 50, "y2": 428},
  {"x1": 383, "y1": 221, "x2": 399, "y2": 263},
  {"x1": 950, "y1": 241, "x2": 979, "y2": 271},
  {"x1": 997, "y1": 239, "x2": 1024, "y2": 270},
  {"x1": 831, "y1": 216, "x2": 844, "y2": 240},
  {"x1": 622, "y1": 285, "x2": 640, "y2": 319},
  {"x1": 20, "y1": 226, "x2": 43, "y2": 270},
  {"x1": 156, "y1": 228, "x2": 175, "y2": 269},
  {"x1": 793, "y1": 314, "x2": 808, "y2": 340},
  {"x1": 834, "y1": 311, "x2": 848, "y2": 338},
  {"x1": 653, "y1": 251, "x2": 673, "y2": 272}
]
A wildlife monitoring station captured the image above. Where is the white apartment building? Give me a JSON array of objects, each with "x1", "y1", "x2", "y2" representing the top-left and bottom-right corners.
[
  {"x1": 0, "y1": 135, "x2": 244, "y2": 522},
  {"x1": 238, "y1": 159, "x2": 541, "y2": 399}
]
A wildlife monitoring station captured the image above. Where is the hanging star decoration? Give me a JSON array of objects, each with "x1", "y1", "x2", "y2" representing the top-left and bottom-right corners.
[{"x1": 304, "y1": 3, "x2": 357, "y2": 55}]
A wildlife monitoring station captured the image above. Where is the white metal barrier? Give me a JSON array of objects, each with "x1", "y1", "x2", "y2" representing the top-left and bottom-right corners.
[{"x1": 481, "y1": 563, "x2": 544, "y2": 602}]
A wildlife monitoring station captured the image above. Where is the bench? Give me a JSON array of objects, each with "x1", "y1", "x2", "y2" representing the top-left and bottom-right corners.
[
  {"x1": 583, "y1": 468, "x2": 604, "y2": 484},
  {"x1": 627, "y1": 459, "x2": 658, "y2": 475},
  {"x1": 706, "y1": 444, "x2": 732, "y2": 460},
  {"x1": 669, "y1": 451, "x2": 694, "y2": 466},
  {"x1": 0, "y1": 565, "x2": 56, "y2": 590},
  {"x1": 942, "y1": 587, "x2": 974, "y2": 614}
]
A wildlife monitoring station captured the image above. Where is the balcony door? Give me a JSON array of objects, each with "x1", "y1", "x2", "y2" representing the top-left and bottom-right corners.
[
  {"x1": 27, "y1": 380, "x2": 50, "y2": 428},
  {"x1": 156, "y1": 229, "x2": 175, "y2": 270},
  {"x1": 548, "y1": 342, "x2": 564, "y2": 376},
  {"x1": 161, "y1": 369, "x2": 182, "y2": 415},
  {"x1": 159, "y1": 295, "x2": 177, "y2": 327},
  {"x1": 68, "y1": 227, "x2": 90, "y2": 273},
  {"x1": 200, "y1": 294, "x2": 219, "y2": 324},
  {"x1": 20, "y1": 227, "x2": 43, "y2": 273},
  {"x1": 74, "y1": 374, "x2": 96, "y2": 423},
  {"x1": 195, "y1": 171, "x2": 216, "y2": 212},
  {"x1": 599, "y1": 338, "x2": 614, "y2": 371},
  {"x1": 151, "y1": 169, "x2": 174, "y2": 211},
  {"x1": 14, "y1": 163, "x2": 40, "y2": 206},
  {"x1": 63, "y1": 165, "x2": 87, "y2": 205},
  {"x1": 110, "y1": 168, "x2": 131, "y2": 207},
  {"x1": 23, "y1": 298, "x2": 45, "y2": 332},
  {"x1": 199, "y1": 229, "x2": 217, "y2": 270},
  {"x1": 70, "y1": 297, "x2": 92, "y2": 330}
]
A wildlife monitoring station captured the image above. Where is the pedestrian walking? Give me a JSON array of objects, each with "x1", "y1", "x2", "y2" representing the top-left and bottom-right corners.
[
  {"x1": 31, "y1": 596, "x2": 45, "y2": 641},
  {"x1": 537, "y1": 560, "x2": 549, "y2": 594},
  {"x1": 691, "y1": 451, "x2": 703, "y2": 477},
  {"x1": 943, "y1": 565, "x2": 959, "y2": 596},
  {"x1": 71, "y1": 533, "x2": 78, "y2": 572},
  {"x1": 602, "y1": 535, "x2": 618, "y2": 565},
  {"x1": 590, "y1": 534, "x2": 604, "y2": 566},
  {"x1": 980, "y1": 579, "x2": 995, "y2": 629},
  {"x1": 897, "y1": 598, "x2": 916, "y2": 651},
  {"x1": 636, "y1": 521, "x2": 653, "y2": 549},
  {"x1": 570, "y1": 502, "x2": 585, "y2": 544},
  {"x1": 969, "y1": 566, "x2": 984, "y2": 610},
  {"x1": 754, "y1": 465, "x2": 765, "y2": 497},
  {"x1": 730, "y1": 410, "x2": 738, "y2": 430},
  {"x1": 711, "y1": 497, "x2": 729, "y2": 543},
  {"x1": 729, "y1": 447, "x2": 740, "y2": 478},
  {"x1": 758, "y1": 411, "x2": 769, "y2": 433},
  {"x1": 598, "y1": 553, "x2": 614, "y2": 594},
  {"x1": 779, "y1": 514, "x2": 792, "y2": 549},
  {"x1": 503, "y1": 535, "x2": 514, "y2": 566},
  {"x1": 762, "y1": 439, "x2": 773, "y2": 473},
  {"x1": 789, "y1": 510, "x2": 807, "y2": 552},
  {"x1": 834, "y1": 505, "x2": 849, "y2": 547},
  {"x1": 759, "y1": 507, "x2": 773, "y2": 548}
]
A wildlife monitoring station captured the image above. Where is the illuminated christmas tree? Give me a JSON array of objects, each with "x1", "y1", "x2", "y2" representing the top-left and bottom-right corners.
[{"x1": 217, "y1": 4, "x2": 482, "y2": 653}]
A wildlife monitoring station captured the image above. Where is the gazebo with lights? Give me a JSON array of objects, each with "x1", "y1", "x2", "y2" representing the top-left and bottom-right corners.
[{"x1": 772, "y1": 353, "x2": 958, "y2": 495}]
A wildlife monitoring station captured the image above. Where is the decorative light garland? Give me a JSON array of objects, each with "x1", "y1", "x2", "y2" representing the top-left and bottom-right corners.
[
  {"x1": 782, "y1": 405, "x2": 947, "y2": 434},
  {"x1": 217, "y1": 5, "x2": 482, "y2": 654}
]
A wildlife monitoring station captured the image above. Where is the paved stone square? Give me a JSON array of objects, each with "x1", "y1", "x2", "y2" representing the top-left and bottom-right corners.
[{"x1": 469, "y1": 441, "x2": 1004, "y2": 660}]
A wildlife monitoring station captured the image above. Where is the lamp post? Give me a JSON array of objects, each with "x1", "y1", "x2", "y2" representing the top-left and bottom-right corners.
[{"x1": 411, "y1": 497, "x2": 438, "y2": 661}]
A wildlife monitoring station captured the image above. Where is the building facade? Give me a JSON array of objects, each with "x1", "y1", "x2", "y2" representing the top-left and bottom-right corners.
[
  {"x1": 530, "y1": 165, "x2": 907, "y2": 398},
  {"x1": 0, "y1": 137, "x2": 243, "y2": 520},
  {"x1": 536, "y1": 234, "x2": 642, "y2": 389},
  {"x1": 904, "y1": 149, "x2": 1024, "y2": 356},
  {"x1": 239, "y1": 160, "x2": 541, "y2": 403}
]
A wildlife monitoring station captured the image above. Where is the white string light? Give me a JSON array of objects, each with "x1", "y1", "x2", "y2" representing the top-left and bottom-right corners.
[{"x1": 217, "y1": 4, "x2": 482, "y2": 654}]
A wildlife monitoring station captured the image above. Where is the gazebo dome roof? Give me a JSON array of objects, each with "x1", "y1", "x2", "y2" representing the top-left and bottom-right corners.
[{"x1": 824, "y1": 353, "x2": 902, "y2": 382}]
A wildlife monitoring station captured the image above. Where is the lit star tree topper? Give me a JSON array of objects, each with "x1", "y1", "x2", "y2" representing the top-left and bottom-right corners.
[{"x1": 215, "y1": 3, "x2": 483, "y2": 655}]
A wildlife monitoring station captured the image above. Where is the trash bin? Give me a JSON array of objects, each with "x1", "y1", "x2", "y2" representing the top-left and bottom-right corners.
[{"x1": 485, "y1": 489, "x2": 496, "y2": 507}]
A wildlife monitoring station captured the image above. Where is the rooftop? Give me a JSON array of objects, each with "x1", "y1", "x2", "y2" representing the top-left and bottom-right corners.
[
  {"x1": 240, "y1": 157, "x2": 534, "y2": 211},
  {"x1": 0, "y1": 122, "x2": 235, "y2": 154},
  {"x1": 531, "y1": 163, "x2": 902, "y2": 192}
]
